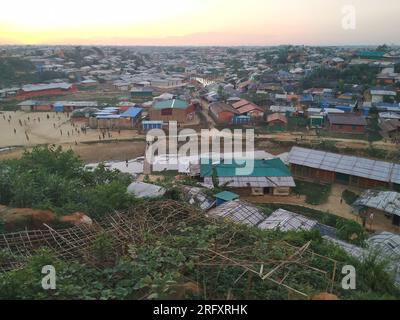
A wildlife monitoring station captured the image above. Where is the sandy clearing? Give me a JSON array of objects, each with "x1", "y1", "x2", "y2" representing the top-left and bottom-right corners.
[
  {"x1": 0, "y1": 111, "x2": 145, "y2": 148},
  {"x1": 0, "y1": 111, "x2": 147, "y2": 162}
]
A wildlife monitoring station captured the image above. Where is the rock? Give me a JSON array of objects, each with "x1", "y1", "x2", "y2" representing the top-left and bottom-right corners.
[{"x1": 311, "y1": 292, "x2": 339, "y2": 300}]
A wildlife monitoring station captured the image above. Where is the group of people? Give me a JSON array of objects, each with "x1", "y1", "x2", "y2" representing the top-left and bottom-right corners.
[
  {"x1": 2, "y1": 110, "x2": 127, "y2": 146},
  {"x1": 1, "y1": 111, "x2": 72, "y2": 143},
  {"x1": 98, "y1": 128, "x2": 122, "y2": 141}
]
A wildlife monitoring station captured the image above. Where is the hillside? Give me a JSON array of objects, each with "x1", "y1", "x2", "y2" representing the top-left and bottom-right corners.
[{"x1": 1, "y1": 199, "x2": 399, "y2": 300}]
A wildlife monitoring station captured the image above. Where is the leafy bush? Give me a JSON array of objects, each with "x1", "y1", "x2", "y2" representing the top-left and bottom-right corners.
[
  {"x1": 351, "y1": 253, "x2": 399, "y2": 296},
  {"x1": 294, "y1": 180, "x2": 332, "y2": 205},
  {"x1": 342, "y1": 190, "x2": 359, "y2": 206},
  {"x1": 336, "y1": 219, "x2": 367, "y2": 245},
  {"x1": 0, "y1": 214, "x2": 399, "y2": 300},
  {"x1": 0, "y1": 146, "x2": 137, "y2": 219}
]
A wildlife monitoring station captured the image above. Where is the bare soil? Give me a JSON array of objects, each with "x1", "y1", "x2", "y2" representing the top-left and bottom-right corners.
[{"x1": 0, "y1": 111, "x2": 146, "y2": 163}]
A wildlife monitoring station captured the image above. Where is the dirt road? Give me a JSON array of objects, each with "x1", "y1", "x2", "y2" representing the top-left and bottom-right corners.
[{"x1": 256, "y1": 131, "x2": 398, "y2": 152}]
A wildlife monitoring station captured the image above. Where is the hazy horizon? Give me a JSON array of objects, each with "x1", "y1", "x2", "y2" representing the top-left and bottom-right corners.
[{"x1": 0, "y1": 0, "x2": 399, "y2": 46}]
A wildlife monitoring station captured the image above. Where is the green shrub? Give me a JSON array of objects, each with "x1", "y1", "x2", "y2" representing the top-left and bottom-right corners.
[
  {"x1": 0, "y1": 146, "x2": 137, "y2": 219},
  {"x1": 336, "y1": 219, "x2": 367, "y2": 245},
  {"x1": 294, "y1": 180, "x2": 331, "y2": 205},
  {"x1": 342, "y1": 190, "x2": 359, "y2": 205}
]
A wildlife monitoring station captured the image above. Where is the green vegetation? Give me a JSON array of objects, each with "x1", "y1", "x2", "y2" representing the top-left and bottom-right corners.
[
  {"x1": 287, "y1": 116, "x2": 308, "y2": 131},
  {"x1": 90, "y1": 233, "x2": 117, "y2": 266},
  {"x1": 0, "y1": 209, "x2": 398, "y2": 300},
  {"x1": 367, "y1": 111, "x2": 383, "y2": 142},
  {"x1": 0, "y1": 57, "x2": 65, "y2": 87},
  {"x1": 302, "y1": 65, "x2": 379, "y2": 88},
  {"x1": 0, "y1": 145, "x2": 137, "y2": 219},
  {"x1": 0, "y1": 145, "x2": 398, "y2": 300},
  {"x1": 317, "y1": 130, "x2": 369, "y2": 141},
  {"x1": 241, "y1": 92, "x2": 269, "y2": 106},
  {"x1": 0, "y1": 101, "x2": 19, "y2": 111},
  {"x1": 293, "y1": 180, "x2": 332, "y2": 205},
  {"x1": 336, "y1": 219, "x2": 367, "y2": 245},
  {"x1": 342, "y1": 190, "x2": 359, "y2": 206}
]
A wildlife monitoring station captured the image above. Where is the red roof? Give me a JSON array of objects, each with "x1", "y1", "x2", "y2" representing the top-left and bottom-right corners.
[
  {"x1": 232, "y1": 99, "x2": 263, "y2": 115},
  {"x1": 232, "y1": 99, "x2": 251, "y2": 109},
  {"x1": 267, "y1": 113, "x2": 288, "y2": 124}
]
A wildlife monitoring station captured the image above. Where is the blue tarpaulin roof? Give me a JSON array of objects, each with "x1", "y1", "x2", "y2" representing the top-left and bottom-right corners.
[{"x1": 121, "y1": 107, "x2": 143, "y2": 118}]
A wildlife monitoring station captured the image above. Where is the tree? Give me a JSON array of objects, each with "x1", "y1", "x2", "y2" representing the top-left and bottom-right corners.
[
  {"x1": 376, "y1": 44, "x2": 390, "y2": 53},
  {"x1": 0, "y1": 146, "x2": 137, "y2": 219},
  {"x1": 277, "y1": 50, "x2": 289, "y2": 64}
]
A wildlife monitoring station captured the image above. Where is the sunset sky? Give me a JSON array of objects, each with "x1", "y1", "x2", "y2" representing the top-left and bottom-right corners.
[{"x1": 0, "y1": 0, "x2": 399, "y2": 46}]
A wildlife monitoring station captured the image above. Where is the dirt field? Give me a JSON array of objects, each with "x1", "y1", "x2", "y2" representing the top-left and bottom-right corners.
[
  {"x1": 0, "y1": 111, "x2": 146, "y2": 147},
  {"x1": 0, "y1": 111, "x2": 146, "y2": 163}
]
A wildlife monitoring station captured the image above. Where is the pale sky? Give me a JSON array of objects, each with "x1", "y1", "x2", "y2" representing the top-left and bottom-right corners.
[{"x1": 0, "y1": 0, "x2": 399, "y2": 45}]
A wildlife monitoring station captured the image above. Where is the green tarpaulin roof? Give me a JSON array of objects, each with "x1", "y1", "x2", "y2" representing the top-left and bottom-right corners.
[
  {"x1": 358, "y1": 51, "x2": 385, "y2": 58},
  {"x1": 200, "y1": 158, "x2": 291, "y2": 178},
  {"x1": 153, "y1": 99, "x2": 188, "y2": 110},
  {"x1": 215, "y1": 191, "x2": 239, "y2": 201}
]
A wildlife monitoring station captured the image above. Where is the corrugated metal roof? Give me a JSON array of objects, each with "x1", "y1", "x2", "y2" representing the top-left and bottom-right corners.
[
  {"x1": 354, "y1": 190, "x2": 400, "y2": 217},
  {"x1": 288, "y1": 147, "x2": 400, "y2": 184},
  {"x1": 217, "y1": 176, "x2": 296, "y2": 188},
  {"x1": 22, "y1": 83, "x2": 72, "y2": 92},
  {"x1": 270, "y1": 106, "x2": 296, "y2": 113},
  {"x1": 182, "y1": 186, "x2": 215, "y2": 211},
  {"x1": 327, "y1": 114, "x2": 367, "y2": 126},
  {"x1": 324, "y1": 233, "x2": 400, "y2": 287},
  {"x1": 17, "y1": 100, "x2": 38, "y2": 106},
  {"x1": 206, "y1": 200, "x2": 265, "y2": 227},
  {"x1": 143, "y1": 121, "x2": 163, "y2": 125},
  {"x1": 55, "y1": 101, "x2": 98, "y2": 108},
  {"x1": 96, "y1": 115, "x2": 121, "y2": 119},
  {"x1": 368, "y1": 232, "x2": 400, "y2": 259},
  {"x1": 258, "y1": 209, "x2": 318, "y2": 232},
  {"x1": 323, "y1": 236, "x2": 367, "y2": 260}
]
